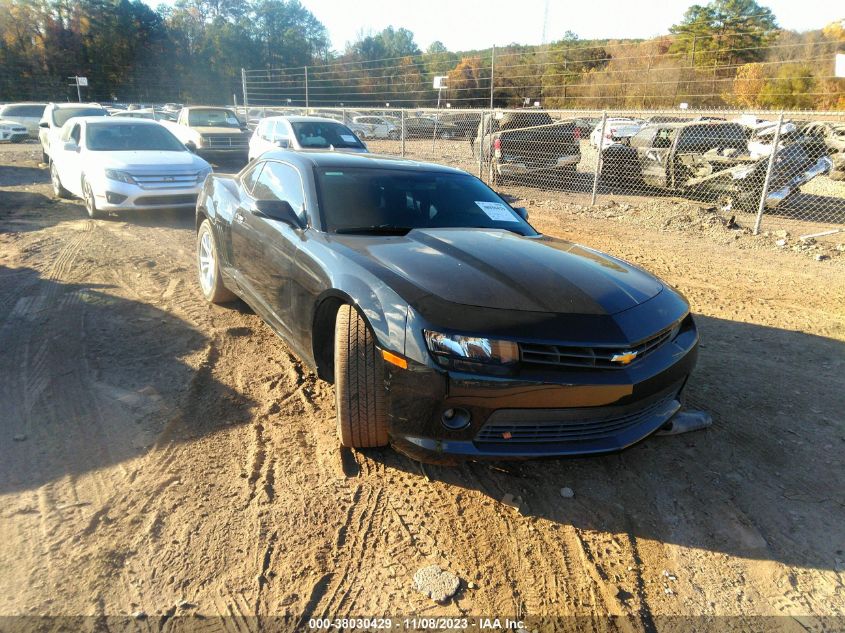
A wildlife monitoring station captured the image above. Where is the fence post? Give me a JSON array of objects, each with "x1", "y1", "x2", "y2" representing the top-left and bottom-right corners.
[
  {"x1": 478, "y1": 109, "x2": 485, "y2": 180},
  {"x1": 489, "y1": 46, "x2": 496, "y2": 109},
  {"x1": 753, "y1": 112, "x2": 783, "y2": 235},
  {"x1": 591, "y1": 111, "x2": 608, "y2": 206},
  {"x1": 400, "y1": 109, "x2": 405, "y2": 158},
  {"x1": 304, "y1": 66, "x2": 309, "y2": 109},
  {"x1": 241, "y1": 68, "x2": 248, "y2": 109}
]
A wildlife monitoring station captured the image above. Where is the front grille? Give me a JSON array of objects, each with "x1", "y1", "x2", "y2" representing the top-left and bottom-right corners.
[
  {"x1": 134, "y1": 194, "x2": 198, "y2": 207},
  {"x1": 519, "y1": 323, "x2": 677, "y2": 370},
  {"x1": 129, "y1": 172, "x2": 199, "y2": 190},
  {"x1": 475, "y1": 389, "x2": 679, "y2": 445},
  {"x1": 201, "y1": 134, "x2": 249, "y2": 149}
]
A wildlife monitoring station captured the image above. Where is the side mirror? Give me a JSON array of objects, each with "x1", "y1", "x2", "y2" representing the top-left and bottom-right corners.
[
  {"x1": 254, "y1": 199, "x2": 303, "y2": 228},
  {"x1": 514, "y1": 206, "x2": 529, "y2": 221},
  {"x1": 63, "y1": 141, "x2": 79, "y2": 152},
  {"x1": 39, "y1": 121, "x2": 49, "y2": 128}
]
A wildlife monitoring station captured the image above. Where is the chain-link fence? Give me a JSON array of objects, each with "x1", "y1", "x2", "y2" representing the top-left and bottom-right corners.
[{"x1": 234, "y1": 105, "x2": 845, "y2": 237}]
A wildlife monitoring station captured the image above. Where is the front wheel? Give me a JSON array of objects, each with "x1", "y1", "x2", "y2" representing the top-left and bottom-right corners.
[
  {"x1": 197, "y1": 219, "x2": 236, "y2": 304},
  {"x1": 81, "y1": 175, "x2": 104, "y2": 218},
  {"x1": 334, "y1": 304, "x2": 388, "y2": 448},
  {"x1": 50, "y1": 162, "x2": 71, "y2": 199}
]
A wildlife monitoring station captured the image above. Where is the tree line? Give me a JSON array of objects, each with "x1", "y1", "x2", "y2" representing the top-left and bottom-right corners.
[{"x1": 0, "y1": 0, "x2": 842, "y2": 110}]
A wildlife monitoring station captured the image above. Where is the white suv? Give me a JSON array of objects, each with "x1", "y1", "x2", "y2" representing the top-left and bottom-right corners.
[{"x1": 39, "y1": 103, "x2": 109, "y2": 163}]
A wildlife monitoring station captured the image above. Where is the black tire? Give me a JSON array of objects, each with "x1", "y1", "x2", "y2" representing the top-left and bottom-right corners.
[
  {"x1": 41, "y1": 149, "x2": 49, "y2": 165},
  {"x1": 334, "y1": 304, "x2": 388, "y2": 448},
  {"x1": 197, "y1": 218, "x2": 236, "y2": 304},
  {"x1": 81, "y1": 175, "x2": 104, "y2": 218},
  {"x1": 439, "y1": 130, "x2": 452, "y2": 140},
  {"x1": 49, "y1": 161, "x2": 71, "y2": 199},
  {"x1": 388, "y1": 130, "x2": 399, "y2": 141}
]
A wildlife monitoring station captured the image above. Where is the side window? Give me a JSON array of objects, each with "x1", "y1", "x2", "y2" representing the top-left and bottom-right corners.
[
  {"x1": 241, "y1": 162, "x2": 265, "y2": 195},
  {"x1": 70, "y1": 124, "x2": 81, "y2": 144},
  {"x1": 251, "y1": 162, "x2": 306, "y2": 218},
  {"x1": 271, "y1": 121, "x2": 288, "y2": 142}
]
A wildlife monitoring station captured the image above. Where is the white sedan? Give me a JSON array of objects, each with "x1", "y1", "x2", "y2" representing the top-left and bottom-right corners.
[
  {"x1": 351, "y1": 115, "x2": 399, "y2": 139},
  {"x1": 248, "y1": 116, "x2": 368, "y2": 161},
  {"x1": 49, "y1": 117, "x2": 211, "y2": 218}
]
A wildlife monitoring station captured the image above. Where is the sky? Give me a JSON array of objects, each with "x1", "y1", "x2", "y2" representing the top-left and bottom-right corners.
[{"x1": 294, "y1": 0, "x2": 842, "y2": 52}]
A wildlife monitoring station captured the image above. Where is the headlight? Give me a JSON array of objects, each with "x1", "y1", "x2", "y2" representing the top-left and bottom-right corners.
[
  {"x1": 196, "y1": 136, "x2": 206, "y2": 148},
  {"x1": 424, "y1": 330, "x2": 519, "y2": 369},
  {"x1": 196, "y1": 166, "x2": 212, "y2": 183},
  {"x1": 104, "y1": 169, "x2": 136, "y2": 184}
]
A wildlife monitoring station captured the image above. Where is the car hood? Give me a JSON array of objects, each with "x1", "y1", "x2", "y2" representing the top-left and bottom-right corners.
[
  {"x1": 87, "y1": 151, "x2": 207, "y2": 171},
  {"x1": 332, "y1": 228, "x2": 663, "y2": 315}
]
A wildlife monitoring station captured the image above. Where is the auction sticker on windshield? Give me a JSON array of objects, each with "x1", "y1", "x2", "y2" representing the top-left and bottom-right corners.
[
  {"x1": 475, "y1": 201, "x2": 518, "y2": 222},
  {"x1": 340, "y1": 134, "x2": 357, "y2": 143}
]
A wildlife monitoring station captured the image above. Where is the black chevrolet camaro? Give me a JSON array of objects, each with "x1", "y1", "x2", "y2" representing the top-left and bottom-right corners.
[{"x1": 195, "y1": 150, "x2": 698, "y2": 461}]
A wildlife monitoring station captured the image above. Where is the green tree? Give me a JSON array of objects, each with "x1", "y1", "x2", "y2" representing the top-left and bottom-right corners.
[
  {"x1": 759, "y1": 64, "x2": 816, "y2": 108},
  {"x1": 669, "y1": 0, "x2": 778, "y2": 67}
]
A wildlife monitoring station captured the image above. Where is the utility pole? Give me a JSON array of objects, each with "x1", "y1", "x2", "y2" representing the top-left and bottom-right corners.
[
  {"x1": 241, "y1": 68, "x2": 248, "y2": 109},
  {"x1": 489, "y1": 45, "x2": 495, "y2": 109}
]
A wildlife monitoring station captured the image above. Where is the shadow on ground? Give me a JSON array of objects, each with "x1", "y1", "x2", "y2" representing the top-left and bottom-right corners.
[{"x1": 0, "y1": 265, "x2": 256, "y2": 496}]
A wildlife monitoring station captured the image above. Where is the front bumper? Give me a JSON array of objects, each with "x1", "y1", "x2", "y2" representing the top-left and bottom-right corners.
[
  {"x1": 0, "y1": 130, "x2": 28, "y2": 142},
  {"x1": 386, "y1": 322, "x2": 699, "y2": 461},
  {"x1": 765, "y1": 156, "x2": 833, "y2": 208},
  {"x1": 93, "y1": 179, "x2": 202, "y2": 211},
  {"x1": 195, "y1": 148, "x2": 249, "y2": 161}
]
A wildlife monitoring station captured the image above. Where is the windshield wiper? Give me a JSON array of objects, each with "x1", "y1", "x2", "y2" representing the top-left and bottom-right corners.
[{"x1": 334, "y1": 224, "x2": 414, "y2": 235}]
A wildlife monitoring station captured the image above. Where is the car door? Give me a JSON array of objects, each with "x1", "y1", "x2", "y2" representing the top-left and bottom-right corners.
[
  {"x1": 55, "y1": 122, "x2": 84, "y2": 196},
  {"x1": 230, "y1": 160, "x2": 305, "y2": 336},
  {"x1": 634, "y1": 127, "x2": 669, "y2": 188}
]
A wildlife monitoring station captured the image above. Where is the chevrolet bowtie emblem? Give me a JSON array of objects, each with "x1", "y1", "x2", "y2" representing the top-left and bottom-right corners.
[{"x1": 611, "y1": 351, "x2": 638, "y2": 365}]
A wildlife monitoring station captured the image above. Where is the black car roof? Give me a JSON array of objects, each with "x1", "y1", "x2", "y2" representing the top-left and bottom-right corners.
[{"x1": 259, "y1": 149, "x2": 469, "y2": 175}]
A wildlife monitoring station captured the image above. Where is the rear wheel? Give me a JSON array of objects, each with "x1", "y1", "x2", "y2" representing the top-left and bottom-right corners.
[
  {"x1": 49, "y1": 162, "x2": 71, "y2": 199},
  {"x1": 334, "y1": 304, "x2": 388, "y2": 448},
  {"x1": 197, "y1": 218, "x2": 236, "y2": 304}
]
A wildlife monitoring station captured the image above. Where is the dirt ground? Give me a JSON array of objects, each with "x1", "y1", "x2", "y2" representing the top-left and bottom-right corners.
[{"x1": 1, "y1": 140, "x2": 844, "y2": 632}]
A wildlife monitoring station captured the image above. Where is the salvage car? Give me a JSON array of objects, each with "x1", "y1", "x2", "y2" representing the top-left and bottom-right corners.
[
  {"x1": 602, "y1": 121, "x2": 832, "y2": 210},
  {"x1": 351, "y1": 115, "x2": 399, "y2": 140},
  {"x1": 39, "y1": 102, "x2": 109, "y2": 163},
  {"x1": 49, "y1": 117, "x2": 211, "y2": 218},
  {"x1": 0, "y1": 102, "x2": 47, "y2": 138},
  {"x1": 403, "y1": 116, "x2": 460, "y2": 139},
  {"x1": 795, "y1": 121, "x2": 845, "y2": 181},
  {"x1": 194, "y1": 150, "x2": 699, "y2": 461},
  {"x1": 475, "y1": 110, "x2": 581, "y2": 185},
  {"x1": 248, "y1": 116, "x2": 368, "y2": 161},
  {"x1": 160, "y1": 106, "x2": 251, "y2": 162}
]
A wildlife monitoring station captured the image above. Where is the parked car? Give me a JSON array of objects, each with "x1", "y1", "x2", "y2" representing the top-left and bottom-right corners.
[
  {"x1": 248, "y1": 116, "x2": 368, "y2": 161},
  {"x1": 602, "y1": 121, "x2": 832, "y2": 210},
  {"x1": 194, "y1": 150, "x2": 699, "y2": 460},
  {"x1": 435, "y1": 111, "x2": 483, "y2": 138},
  {"x1": 589, "y1": 118, "x2": 643, "y2": 149},
  {"x1": 403, "y1": 116, "x2": 459, "y2": 139},
  {"x1": 351, "y1": 115, "x2": 399, "y2": 140},
  {"x1": 111, "y1": 108, "x2": 159, "y2": 120},
  {"x1": 49, "y1": 117, "x2": 211, "y2": 218},
  {"x1": 0, "y1": 102, "x2": 47, "y2": 138},
  {"x1": 794, "y1": 121, "x2": 845, "y2": 181},
  {"x1": 0, "y1": 119, "x2": 30, "y2": 143},
  {"x1": 475, "y1": 110, "x2": 581, "y2": 185},
  {"x1": 39, "y1": 102, "x2": 109, "y2": 163},
  {"x1": 160, "y1": 106, "x2": 251, "y2": 162}
]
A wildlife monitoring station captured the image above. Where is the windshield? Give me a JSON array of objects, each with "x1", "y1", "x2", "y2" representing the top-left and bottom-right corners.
[
  {"x1": 187, "y1": 109, "x2": 242, "y2": 128},
  {"x1": 316, "y1": 168, "x2": 535, "y2": 235},
  {"x1": 290, "y1": 121, "x2": 365, "y2": 149},
  {"x1": 2, "y1": 104, "x2": 46, "y2": 118},
  {"x1": 53, "y1": 107, "x2": 107, "y2": 126},
  {"x1": 86, "y1": 123, "x2": 187, "y2": 151}
]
